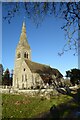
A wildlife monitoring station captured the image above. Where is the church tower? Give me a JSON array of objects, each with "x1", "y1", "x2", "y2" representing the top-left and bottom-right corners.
[
  {"x1": 13, "y1": 21, "x2": 31, "y2": 88},
  {"x1": 16, "y1": 21, "x2": 31, "y2": 61}
]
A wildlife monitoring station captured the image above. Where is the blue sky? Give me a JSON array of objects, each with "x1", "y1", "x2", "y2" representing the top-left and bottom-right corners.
[
  {"x1": 2, "y1": 2, "x2": 78, "y2": 76},
  {"x1": 0, "y1": 3, "x2": 2, "y2": 64}
]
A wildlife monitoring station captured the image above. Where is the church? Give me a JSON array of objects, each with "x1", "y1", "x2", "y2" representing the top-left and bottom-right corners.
[{"x1": 13, "y1": 21, "x2": 63, "y2": 89}]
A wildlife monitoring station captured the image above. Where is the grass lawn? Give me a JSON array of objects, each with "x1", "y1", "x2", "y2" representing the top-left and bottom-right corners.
[{"x1": 2, "y1": 93, "x2": 79, "y2": 118}]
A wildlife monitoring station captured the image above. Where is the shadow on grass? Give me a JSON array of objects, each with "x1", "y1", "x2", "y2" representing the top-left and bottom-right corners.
[
  {"x1": 37, "y1": 100, "x2": 79, "y2": 119},
  {"x1": 70, "y1": 88, "x2": 80, "y2": 104},
  {"x1": 36, "y1": 87, "x2": 80, "y2": 119}
]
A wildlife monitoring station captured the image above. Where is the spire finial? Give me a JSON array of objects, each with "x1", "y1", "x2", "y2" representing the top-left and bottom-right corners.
[
  {"x1": 23, "y1": 16, "x2": 26, "y2": 26},
  {"x1": 21, "y1": 17, "x2": 26, "y2": 34}
]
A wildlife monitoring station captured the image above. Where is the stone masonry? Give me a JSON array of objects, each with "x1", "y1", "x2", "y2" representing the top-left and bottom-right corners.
[{"x1": 13, "y1": 21, "x2": 63, "y2": 89}]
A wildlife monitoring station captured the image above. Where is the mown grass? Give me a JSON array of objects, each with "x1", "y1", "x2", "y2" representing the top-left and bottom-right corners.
[{"x1": 2, "y1": 93, "x2": 78, "y2": 118}]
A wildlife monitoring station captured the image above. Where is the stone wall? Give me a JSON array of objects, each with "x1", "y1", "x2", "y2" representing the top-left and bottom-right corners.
[
  {"x1": 0, "y1": 86, "x2": 59, "y2": 99},
  {"x1": 13, "y1": 61, "x2": 33, "y2": 89}
]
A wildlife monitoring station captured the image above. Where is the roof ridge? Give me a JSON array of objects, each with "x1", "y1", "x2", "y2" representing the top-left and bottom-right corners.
[{"x1": 25, "y1": 60, "x2": 50, "y2": 67}]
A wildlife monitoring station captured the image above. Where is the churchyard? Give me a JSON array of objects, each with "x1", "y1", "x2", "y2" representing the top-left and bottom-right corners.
[{"x1": 2, "y1": 85, "x2": 80, "y2": 119}]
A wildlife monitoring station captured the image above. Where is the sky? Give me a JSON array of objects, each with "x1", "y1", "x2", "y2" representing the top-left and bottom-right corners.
[
  {"x1": 0, "y1": 3, "x2": 2, "y2": 64},
  {"x1": 2, "y1": 2, "x2": 78, "y2": 76}
]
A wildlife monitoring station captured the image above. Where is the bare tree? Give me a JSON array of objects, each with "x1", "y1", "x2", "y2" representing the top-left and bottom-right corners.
[{"x1": 3, "y1": 2, "x2": 80, "y2": 55}]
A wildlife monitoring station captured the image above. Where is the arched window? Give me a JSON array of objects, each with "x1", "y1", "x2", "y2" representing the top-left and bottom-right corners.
[
  {"x1": 24, "y1": 52, "x2": 28, "y2": 59},
  {"x1": 25, "y1": 74, "x2": 27, "y2": 81},
  {"x1": 17, "y1": 53, "x2": 21, "y2": 58},
  {"x1": 27, "y1": 53, "x2": 28, "y2": 58},
  {"x1": 22, "y1": 75, "x2": 24, "y2": 82},
  {"x1": 24, "y1": 52, "x2": 26, "y2": 58},
  {"x1": 22, "y1": 83, "x2": 24, "y2": 89}
]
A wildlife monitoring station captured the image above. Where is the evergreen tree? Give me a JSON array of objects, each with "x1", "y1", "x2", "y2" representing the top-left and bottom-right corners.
[
  {"x1": 10, "y1": 69, "x2": 13, "y2": 86},
  {"x1": 66, "y1": 68, "x2": 80, "y2": 86},
  {"x1": 2, "y1": 68, "x2": 10, "y2": 86}
]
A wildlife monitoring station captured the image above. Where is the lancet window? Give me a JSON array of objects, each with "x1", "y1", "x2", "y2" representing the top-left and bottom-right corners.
[
  {"x1": 17, "y1": 52, "x2": 21, "y2": 58},
  {"x1": 24, "y1": 52, "x2": 28, "y2": 59},
  {"x1": 22, "y1": 75, "x2": 24, "y2": 82}
]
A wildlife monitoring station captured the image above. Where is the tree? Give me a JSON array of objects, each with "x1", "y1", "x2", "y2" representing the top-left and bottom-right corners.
[
  {"x1": 0, "y1": 64, "x2": 4, "y2": 85},
  {"x1": 66, "y1": 70, "x2": 71, "y2": 78},
  {"x1": 10, "y1": 69, "x2": 13, "y2": 86},
  {"x1": 66, "y1": 68, "x2": 80, "y2": 85},
  {"x1": 3, "y1": 2, "x2": 80, "y2": 56},
  {"x1": 2, "y1": 68, "x2": 10, "y2": 86}
]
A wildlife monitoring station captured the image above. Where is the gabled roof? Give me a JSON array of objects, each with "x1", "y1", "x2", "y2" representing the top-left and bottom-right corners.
[{"x1": 25, "y1": 60, "x2": 63, "y2": 77}]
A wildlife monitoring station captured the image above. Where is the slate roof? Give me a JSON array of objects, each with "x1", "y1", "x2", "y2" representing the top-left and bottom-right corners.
[
  {"x1": 0, "y1": 64, "x2": 3, "y2": 68},
  {"x1": 25, "y1": 60, "x2": 63, "y2": 77}
]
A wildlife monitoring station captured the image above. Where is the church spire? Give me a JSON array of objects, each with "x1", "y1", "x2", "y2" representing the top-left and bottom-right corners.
[
  {"x1": 20, "y1": 20, "x2": 26, "y2": 40},
  {"x1": 21, "y1": 20, "x2": 26, "y2": 34},
  {"x1": 18, "y1": 20, "x2": 30, "y2": 50}
]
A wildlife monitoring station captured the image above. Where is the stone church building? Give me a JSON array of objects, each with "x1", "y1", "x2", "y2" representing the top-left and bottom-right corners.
[{"x1": 13, "y1": 21, "x2": 63, "y2": 89}]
